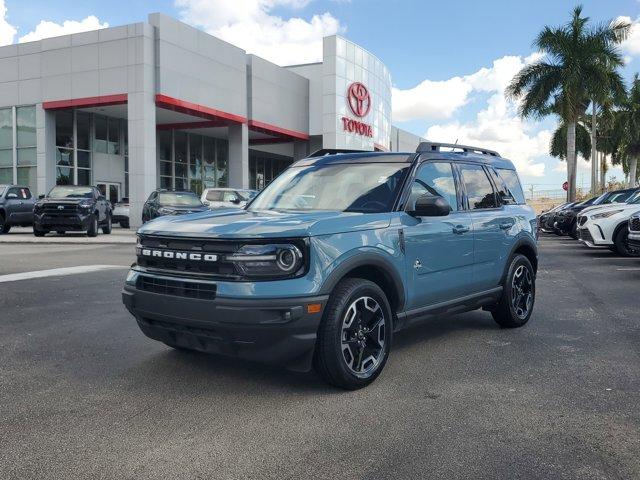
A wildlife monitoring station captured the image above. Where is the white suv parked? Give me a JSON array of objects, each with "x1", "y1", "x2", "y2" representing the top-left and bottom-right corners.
[
  {"x1": 577, "y1": 189, "x2": 640, "y2": 256},
  {"x1": 629, "y1": 213, "x2": 640, "y2": 251}
]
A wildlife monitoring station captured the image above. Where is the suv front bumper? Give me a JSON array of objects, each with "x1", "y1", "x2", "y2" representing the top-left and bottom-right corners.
[
  {"x1": 577, "y1": 223, "x2": 610, "y2": 246},
  {"x1": 34, "y1": 212, "x2": 92, "y2": 231},
  {"x1": 122, "y1": 271, "x2": 328, "y2": 372}
]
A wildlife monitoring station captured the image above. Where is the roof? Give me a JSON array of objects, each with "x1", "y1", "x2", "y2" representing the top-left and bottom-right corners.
[{"x1": 297, "y1": 149, "x2": 517, "y2": 170}]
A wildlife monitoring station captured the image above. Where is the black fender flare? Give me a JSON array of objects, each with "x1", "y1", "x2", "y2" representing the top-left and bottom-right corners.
[
  {"x1": 319, "y1": 252, "x2": 406, "y2": 312},
  {"x1": 500, "y1": 236, "x2": 538, "y2": 284}
]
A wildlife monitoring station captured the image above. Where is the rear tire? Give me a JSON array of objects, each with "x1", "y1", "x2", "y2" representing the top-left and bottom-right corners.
[
  {"x1": 0, "y1": 214, "x2": 6, "y2": 234},
  {"x1": 87, "y1": 215, "x2": 98, "y2": 237},
  {"x1": 2, "y1": 224, "x2": 10, "y2": 234},
  {"x1": 614, "y1": 226, "x2": 639, "y2": 257},
  {"x1": 314, "y1": 278, "x2": 392, "y2": 390},
  {"x1": 121, "y1": 219, "x2": 130, "y2": 229},
  {"x1": 491, "y1": 254, "x2": 536, "y2": 328}
]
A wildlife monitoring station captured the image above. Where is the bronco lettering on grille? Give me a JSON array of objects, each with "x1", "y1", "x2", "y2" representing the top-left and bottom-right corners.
[{"x1": 139, "y1": 248, "x2": 218, "y2": 262}]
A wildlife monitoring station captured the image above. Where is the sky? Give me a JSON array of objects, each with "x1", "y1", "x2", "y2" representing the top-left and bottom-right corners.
[{"x1": 2, "y1": 0, "x2": 640, "y2": 192}]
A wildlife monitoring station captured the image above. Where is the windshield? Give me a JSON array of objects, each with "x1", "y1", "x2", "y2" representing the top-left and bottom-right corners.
[
  {"x1": 158, "y1": 192, "x2": 202, "y2": 207},
  {"x1": 606, "y1": 190, "x2": 634, "y2": 204},
  {"x1": 628, "y1": 191, "x2": 640, "y2": 204},
  {"x1": 239, "y1": 190, "x2": 258, "y2": 200},
  {"x1": 592, "y1": 193, "x2": 608, "y2": 205},
  {"x1": 48, "y1": 186, "x2": 93, "y2": 199},
  {"x1": 248, "y1": 160, "x2": 411, "y2": 213}
]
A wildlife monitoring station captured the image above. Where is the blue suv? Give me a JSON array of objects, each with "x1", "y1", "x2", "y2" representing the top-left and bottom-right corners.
[{"x1": 122, "y1": 142, "x2": 538, "y2": 389}]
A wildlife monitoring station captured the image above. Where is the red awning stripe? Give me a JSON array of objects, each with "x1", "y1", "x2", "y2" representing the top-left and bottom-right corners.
[
  {"x1": 248, "y1": 119, "x2": 309, "y2": 141},
  {"x1": 155, "y1": 94, "x2": 247, "y2": 124},
  {"x1": 43, "y1": 94, "x2": 128, "y2": 110}
]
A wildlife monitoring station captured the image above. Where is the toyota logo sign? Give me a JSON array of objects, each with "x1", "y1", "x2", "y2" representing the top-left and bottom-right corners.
[{"x1": 347, "y1": 82, "x2": 371, "y2": 118}]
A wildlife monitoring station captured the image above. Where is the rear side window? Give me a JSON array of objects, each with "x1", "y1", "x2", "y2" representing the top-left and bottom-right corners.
[
  {"x1": 487, "y1": 168, "x2": 515, "y2": 205},
  {"x1": 206, "y1": 190, "x2": 224, "y2": 201},
  {"x1": 496, "y1": 168, "x2": 526, "y2": 205},
  {"x1": 6, "y1": 187, "x2": 30, "y2": 199},
  {"x1": 459, "y1": 164, "x2": 498, "y2": 209},
  {"x1": 20, "y1": 188, "x2": 31, "y2": 199}
]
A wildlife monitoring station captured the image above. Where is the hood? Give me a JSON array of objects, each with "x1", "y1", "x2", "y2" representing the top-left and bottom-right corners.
[
  {"x1": 161, "y1": 205, "x2": 208, "y2": 213},
  {"x1": 38, "y1": 197, "x2": 89, "y2": 205},
  {"x1": 581, "y1": 202, "x2": 639, "y2": 216},
  {"x1": 139, "y1": 208, "x2": 391, "y2": 238}
]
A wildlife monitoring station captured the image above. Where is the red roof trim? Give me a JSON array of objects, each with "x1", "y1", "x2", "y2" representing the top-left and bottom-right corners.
[
  {"x1": 42, "y1": 94, "x2": 128, "y2": 110},
  {"x1": 248, "y1": 119, "x2": 309, "y2": 141},
  {"x1": 155, "y1": 94, "x2": 246, "y2": 124},
  {"x1": 156, "y1": 120, "x2": 229, "y2": 131}
]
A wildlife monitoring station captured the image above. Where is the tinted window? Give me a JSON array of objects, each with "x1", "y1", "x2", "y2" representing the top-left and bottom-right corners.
[
  {"x1": 223, "y1": 191, "x2": 238, "y2": 202},
  {"x1": 408, "y1": 162, "x2": 458, "y2": 211},
  {"x1": 48, "y1": 186, "x2": 93, "y2": 199},
  {"x1": 609, "y1": 190, "x2": 635, "y2": 203},
  {"x1": 158, "y1": 192, "x2": 202, "y2": 206},
  {"x1": 459, "y1": 164, "x2": 498, "y2": 209},
  {"x1": 487, "y1": 168, "x2": 515, "y2": 205},
  {"x1": 6, "y1": 187, "x2": 20, "y2": 198},
  {"x1": 496, "y1": 168, "x2": 526, "y2": 204}
]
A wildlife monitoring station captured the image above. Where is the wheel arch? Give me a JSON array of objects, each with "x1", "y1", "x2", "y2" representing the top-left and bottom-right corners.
[
  {"x1": 501, "y1": 237, "x2": 538, "y2": 284},
  {"x1": 612, "y1": 220, "x2": 629, "y2": 241},
  {"x1": 319, "y1": 254, "x2": 406, "y2": 314}
]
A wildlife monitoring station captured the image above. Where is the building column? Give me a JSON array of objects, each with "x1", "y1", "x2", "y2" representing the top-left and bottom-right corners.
[
  {"x1": 36, "y1": 104, "x2": 56, "y2": 196},
  {"x1": 228, "y1": 123, "x2": 249, "y2": 189},
  {"x1": 127, "y1": 91, "x2": 157, "y2": 228},
  {"x1": 293, "y1": 140, "x2": 309, "y2": 160}
]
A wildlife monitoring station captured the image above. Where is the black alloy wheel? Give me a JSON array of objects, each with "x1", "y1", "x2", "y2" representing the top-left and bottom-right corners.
[
  {"x1": 614, "y1": 226, "x2": 640, "y2": 257},
  {"x1": 314, "y1": 278, "x2": 392, "y2": 390},
  {"x1": 491, "y1": 254, "x2": 536, "y2": 328}
]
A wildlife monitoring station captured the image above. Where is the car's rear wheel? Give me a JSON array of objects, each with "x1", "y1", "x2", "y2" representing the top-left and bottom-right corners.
[
  {"x1": 314, "y1": 278, "x2": 392, "y2": 390},
  {"x1": 614, "y1": 226, "x2": 640, "y2": 257},
  {"x1": 570, "y1": 221, "x2": 578, "y2": 240},
  {"x1": 491, "y1": 254, "x2": 536, "y2": 328},
  {"x1": 0, "y1": 214, "x2": 6, "y2": 234},
  {"x1": 87, "y1": 215, "x2": 98, "y2": 237},
  {"x1": 121, "y1": 219, "x2": 130, "y2": 229}
]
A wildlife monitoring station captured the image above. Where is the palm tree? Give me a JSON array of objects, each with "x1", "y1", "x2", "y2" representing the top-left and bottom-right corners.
[
  {"x1": 614, "y1": 74, "x2": 640, "y2": 187},
  {"x1": 550, "y1": 120, "x2": 591, "y2": 161},
  {"x1": 507, "y1": 6, "x2": 629, "y2": 201}
]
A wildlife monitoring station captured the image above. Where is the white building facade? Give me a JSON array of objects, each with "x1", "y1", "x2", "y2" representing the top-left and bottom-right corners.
[{"x1": 0, "y1": 13, "x2": 424, "y2": 226}]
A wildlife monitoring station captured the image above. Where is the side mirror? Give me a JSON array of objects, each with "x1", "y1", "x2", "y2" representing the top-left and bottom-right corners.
[
  {"x1": 410, "y1": 195, "x2": 451, "y2": 217},
  {"x1": 6, "y1": 193, "x2": 18, "y2": 199},
  {"x1": 38, "y1": 194, "x2": 45, "y2": 200},
  {"x1": 231, "y1": 197, "x2": 241, "y2": 204}
]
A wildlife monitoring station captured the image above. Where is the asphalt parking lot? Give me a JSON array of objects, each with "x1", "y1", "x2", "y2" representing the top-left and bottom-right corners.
[{"x1": 1, "y1": 236, "x2": 639, "y2": 479}]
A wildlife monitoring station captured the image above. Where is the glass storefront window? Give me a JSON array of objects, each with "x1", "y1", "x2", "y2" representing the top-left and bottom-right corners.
[
  {"x1": 17, "y1": 167, "x2": 36, "y2": 189},
  {"x1": 174, "y1": 131, "x2": 188, "y2": 188},
  {"x1": 189, "y1": 134, "x2": 203, "y2": 194},
  {"x1": 216, "y1": 139, "x2": 228, "y2": 187},
  {"x1": 77, "y1": 150, "x2": 91, "y2": 169},
  {"x1": 56, "y1": 110, "x2": 74, "y2": 149},
  {"x1": 0, "y1": 108, "x2": 12, "y2": 149},
  {"x1": 77, "y1": 112, "x2": 91, "y2": 150},
  {"x1": 94, "y1": 116, "x2": 107, "y2": 153},
  {"x1": 17, "y1": 147, "x2": 36, "y2": 166},
  {"x1": 159, "y1": 130, "x2": 171, "y2": 161},
  {"x1": 56, "y1": 147, "x2": 74, "y2": 185},
  {"x1": 249, "y1": 150, "x2": 293, "y2": 191},
  {"x1": 0, "y1": 149, "x2": 11, "y2": 167},
  {"x1": 16, "y1": 106, "x2": 36, "y2": 147},
  {"x1": 77, "y1": 168, "x2": 91, "y2": 186},
  {"x1": 0, "y1": 167, "x2": 11, "y2": 184},
  {"x1": 108, "y1": 118, "x2": 120, "y2": 154}
]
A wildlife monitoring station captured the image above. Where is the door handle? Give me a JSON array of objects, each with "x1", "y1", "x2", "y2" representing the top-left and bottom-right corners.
[
  {"x1": 499, "y1": 222, "x2": 514, "y2": 230},
  {"x1": 453, "y1": 225, "x2": 470, "y2": 235}
]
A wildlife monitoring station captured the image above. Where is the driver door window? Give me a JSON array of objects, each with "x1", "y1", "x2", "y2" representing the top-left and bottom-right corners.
[{"x1": 408, "y1": 162, "x2": 458, "y2": 211}]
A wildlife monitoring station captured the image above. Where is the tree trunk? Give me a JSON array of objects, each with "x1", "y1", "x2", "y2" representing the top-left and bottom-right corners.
[
  {"x1": 567, "y1": 121, "x2": 577, "y2": 202},
  {"x1": 630, "y1": 157, "x2": 638, "y2": 187},
  {"x1": 600, "y1": 153, "x2": 607, "y2": 193},
  {"x1": 591, "y1": 102, "x2": 598, "y2": 195}
]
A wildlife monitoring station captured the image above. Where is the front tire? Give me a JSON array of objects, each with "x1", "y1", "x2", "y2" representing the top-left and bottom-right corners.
[
  {"x1": 491, "y1": 254, "x2": 536, "y2": 328},
  {"x1": 614, "y1": 226, "x2": 639, "y2": 257},
  {"x1": 33, "y1": 224, "x2": 47, "y2": 237},
  {"x1": 87, "y1": 215, "x2": 98, "y2": 237},
  {"x1": 102, "y1": 213, "x2": 112, "y2": 234},
  {"x1": 120, "y1": 219, "x2": 130, "y2": 229},
  {"x1": 570, "y1": 221, "x2": 578, "y2": 240},
  {"x1": 314, "y1": 278, "x2": 392, "y2": 390}
]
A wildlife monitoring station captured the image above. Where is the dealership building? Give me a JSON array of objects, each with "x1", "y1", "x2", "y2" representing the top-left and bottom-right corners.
[{"x1": 0, "y1": 13, "x2": 424, "y2": 226}]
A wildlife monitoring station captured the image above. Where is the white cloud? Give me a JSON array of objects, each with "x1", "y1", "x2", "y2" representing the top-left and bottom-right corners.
[
  {"x1": 175, "y1": 0, "x2": 342, "y2": 66},
  {"x1": 18, "y1": 16, "x2": 109, "y2": 43},
  {"x1": 0, "y1": 0, "x2": 16, "y2": 46},
  {"x1": 616, "y1": 15, "x2": 640, "y2": 56},
  {"x1": 394, "y1": 53, "x2": 550, "y2": 177}
]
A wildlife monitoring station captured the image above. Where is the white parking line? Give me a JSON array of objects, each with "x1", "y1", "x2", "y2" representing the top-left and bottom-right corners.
[
  {"x1": 0, "y1": 265, "x2": 128, "y2": 283},
  {"x1": 617, "y1": 267, "x2": 640, "y2": 271},
  {"x1": 591, "y1": 257, "x2": 640, "y2": 260}
]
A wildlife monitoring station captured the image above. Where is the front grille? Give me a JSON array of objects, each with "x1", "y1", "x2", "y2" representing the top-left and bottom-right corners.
[
  {"x1": 578, "y1": 216, "x2": 587, "y2": 226},
  {"x1": 578, "y1": 228, "x2": 594, "y2": 243},
  {"x1": 630, "y1": 216, "x2": 640, "y2": 232},
  {"x1": 43, "y1": 203, "x2": 79, "y2": 214},
  {"x1": 137, "y1": 235, "x2": 241, "y2": 278},
  {"x1": 137, "y1": 275, "x2": 217, "y2": 300}
]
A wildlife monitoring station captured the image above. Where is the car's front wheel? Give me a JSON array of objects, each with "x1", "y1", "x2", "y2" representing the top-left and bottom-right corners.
[
  {"x1": 102, "y1": 213, "x2": 112, "y2": 234},
  {"x1": 491, "y1": 254, "x2": 536, "y2": 328},
  {"x1": 87, "y1": 215, "x2": 98, "y2": 237},
  {"x1": 614, "y1": 226, "x2": 639, "y2": 257},
  {"x1": 314, "y1": 278, "x2": 392, "y2": 390}
]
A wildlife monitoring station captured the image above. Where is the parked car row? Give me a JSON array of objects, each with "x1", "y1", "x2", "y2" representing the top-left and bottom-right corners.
[
  {"x1": 0, "y1": 184, "x2": 259, "y2": 236},
  {"x1": 539, "y1": 187, "x2": 640, "y2": 257}
]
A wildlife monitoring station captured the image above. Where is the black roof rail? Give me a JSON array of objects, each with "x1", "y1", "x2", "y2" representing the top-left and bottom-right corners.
[
  {"x1": 416, "y1": 142, "x2": 500, "y2": 157},
  {"x1": 308, "y1": 148, "x2": 364, "y2": 157}
]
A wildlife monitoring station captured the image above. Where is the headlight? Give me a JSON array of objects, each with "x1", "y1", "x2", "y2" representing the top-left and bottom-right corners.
[
  {"x1": 591, "y1": 210, "x2": 623, "y2": 219},
  {"x1": 157, "y1": 207, "x2": 175, "y2": 215},
  {"x1": 226, "y1": 243, "x2": 304, "y2": 278}
]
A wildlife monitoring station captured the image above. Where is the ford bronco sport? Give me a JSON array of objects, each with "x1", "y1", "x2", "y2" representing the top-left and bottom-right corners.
[{"x1": 122, "y1": 143, "x2": 538, "y2": 389}]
